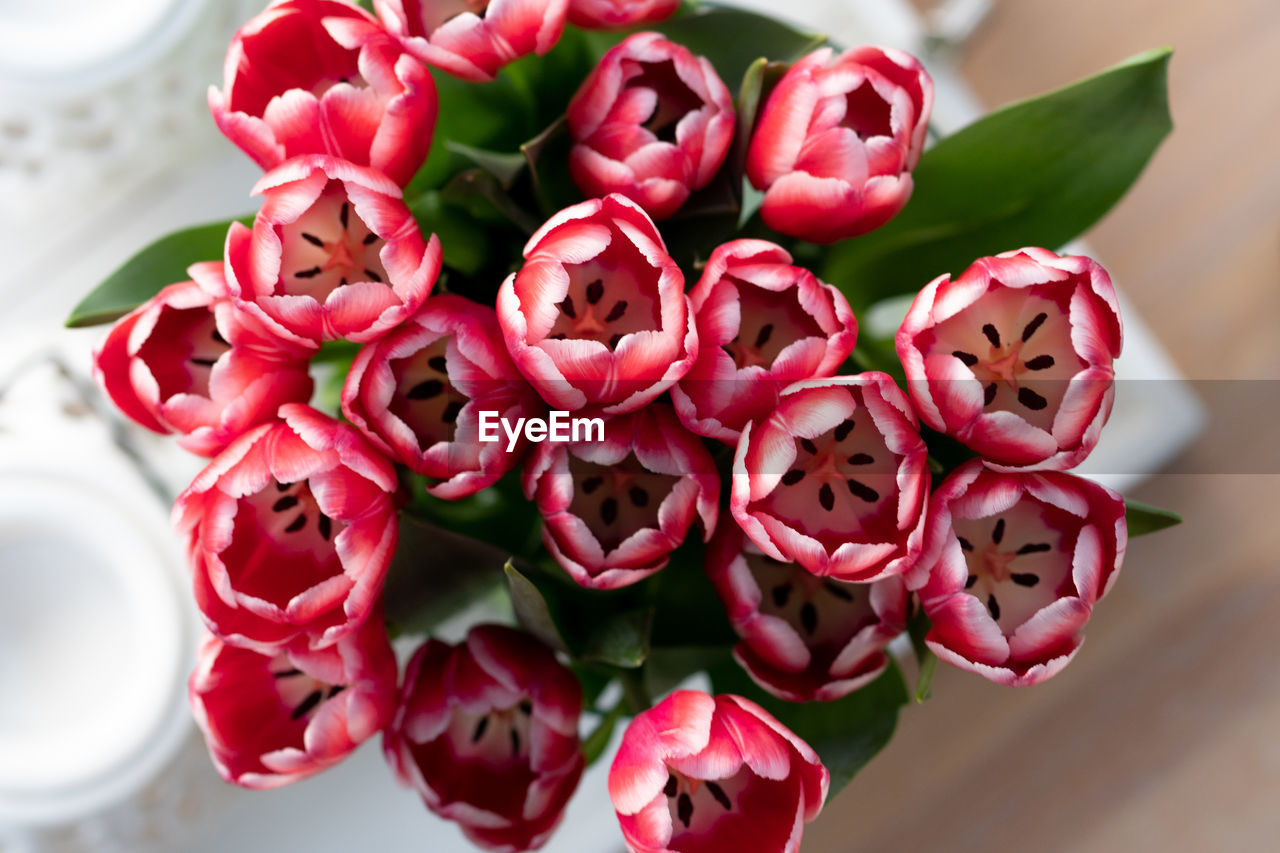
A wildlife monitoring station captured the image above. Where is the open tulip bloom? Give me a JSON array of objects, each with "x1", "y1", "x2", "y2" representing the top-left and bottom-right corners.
[{"x1": 74, "y1": 1, "x2": 1183, "y2": 848}]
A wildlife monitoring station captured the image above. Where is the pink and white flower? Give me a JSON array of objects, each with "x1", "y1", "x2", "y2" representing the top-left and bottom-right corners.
[
  {"x1": 226, "y1": 154, "x2": 442, "y2": 346},
  {"x1": 706, "y1": 519, "x2": 907, "y2": 703},
  {"x1": 384, "y1": 625, "x2": 584, "y2": 853},
  {"x1": 209, "y1": 0, "x2": 437, "y2": 186},
  {"x1": 343, "y1": 293, "x2": 545, "y2": 499},
  {"x1": 745, "y1": 46, "x2": 933, "y2": 243},
  {"x1": 375, "y1": 0, "x2": 569, "y2": 83},
  {"x1": 895, "y1": 247, "x2": 1124, "y2": 471},
  {"x1": 174, "y1": 404, "x2": 398, "y2": 653},
  {"x1": 189, "y1": 613, "x2": 397, "y2": 789},
  {"x1": 93, "y1": 262, "x2": 313, "y2": 457},
  {"x1": 497, "y1": 194, "x2": 697, "y2": 415},
  {"x1": 524, "y1": 404, "x2": 718, "y2": 590},
  {"x1": 567, "y1": 32, "x2": 735, "y2": 220},
  {"x1": 730, "y1": 374, "x2": 930, "y2": 583},
  {"x1": 609, "y1": 690, "x2": 828, "y2": 853},
  {"x1": 672, "y1": 239, "x2": 858, "y2": 445},
  {"x1": 911, "y1": 460, "x2": 1127, "y2": 686},
  {"x1": 567, "y1": 0, "x2": 679, "y2": 29}
]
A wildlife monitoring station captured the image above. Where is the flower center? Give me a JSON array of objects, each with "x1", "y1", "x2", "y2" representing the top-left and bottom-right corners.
[
  {"x1": 747, "y1": 553, "x2": 875, "y2": 655},
  {"x1": 278, "y1": 187, "x2": 388, "y2": 303},
  {"x1": 663, "y1": 768, "x2": 744, "y2": 835},
  {"x1": 267, "y1": 656, "x2": 347, "y2": 724},
  {"x1": 624, "y1": 59, "x2": 706, "y2": 145},
  {"x1": 567, "y1": 456, "x2": 677, "y2": 552},
  {"x1": 388, "y1": 338, "x2": 467, "y2": 447},
  {"x1": 449, "y1": 699, "x2": 534, "y2": 766},
  {"x1": 720, "y1": 278, "x2": 826, "y2": 371},
  {"x1": 546, "y1": 257, "x2": 661, "y2": 351},
  {"x1": 842, "y1": 81, "x2": 894, "y2": 140},
  {"x1": 137, "y1": 306, "x2": 230, "y2": 400}
]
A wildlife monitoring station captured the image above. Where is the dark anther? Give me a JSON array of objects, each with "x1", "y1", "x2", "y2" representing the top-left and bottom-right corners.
[
  {"x1": 1025, "y1": 355, "x2": 1055, "y2": 371},
  {"x1": 754, "y1": 323, "x2": 774, "y2": 349},
  {"x1": 294, "y1": 266, "x2": 323, "y2": 279},
  {"x1": 605, "y1": 301, "x2": 628, "y2": 323},
  {"x1": 582, "y1": 476, "x2": 604, "y2": 494},
  {"x1": 363, "y1": 232, "x2": 379, "y2": 245},
  {"x1": 339, "y1": 202, "x2": 349, "y2": 229},
  {"x1": 818, "y1": 483, "x2": 835, "y2": 511},
  {"x1": 276, "y1": 481, "x2": 293, "y2": 492},
  {"x1": 965, "y1": 575, "x2": 978, "y2": 589},
  {"x1": 982, "y1": 323, "x2": 1002, "y2": 348},
  {"x1": 992, "y1": 518, "x2": 1005, "y2": 545},
  {"x1": 586, "y1": 280, "x2": 604, "y2": 304},
  {"x1": 441, "y1": 401, "x2": 463, "y2": 424},
  {"x1": 291, "y1": 690, "x2": 323, "y2": 720},
  {"x1": 609, "y1": 333, "x2": 623, "y2": 349},
  {"x1": 824, "y1": 582, "x2": 853, "y2": 602},
  {"x1": 846, "y1": 479, "x2": 879, "y2": 503},
  {"x1": 957, "y1": 536, "x2": 974, "y2": 552},
  {"x1": 664, "y1": 774, "x2": 679, "y2": 798},
  {"x1": 189, "y1": 357, "x2": 218, "y2": 367},
  {"x1": 1018, "y1": 388, "x2": 1048, "y2": 410},
  {"x1": 629, "y1": 486, "x2": 649, "y2": 508},
  {"x1": 771, "y1": 583, "x2": 792, "y2": 608},
  {"x1": 301, "y1": 232, "x2": 325, "y2": 248},
  {"x1": 472, "y1": 716, "x2": 489, "y2": 743},
  {"x1": 706, "y1": 781, "x2": 732, "y2": 810},
  {"x1": 677, "y1": 793, "x2": 694, "y2": 828},
  {"x1": 1016, "y1": 542, "x2": 1052, "y2": 555},
  {"x1": 953, "y1": 350, "x2": 979, "y2": 367},
  {"x1": 364, "y1": 268, "x2": 382, "y2": 282},
  {"x1": 1011, "y1": 573, "x2": 1040, "y2": 587},
  {"x1": 600, "y1": 497, "x2": 618, "y2": 526},
  {"x1": 781, "y1": 469, "x2": 805, "y2": 486},
  {"x1": 847, "y1": 453, "x2": 874, "y2": 466},
  {"x1": 1022, "y1": 312, "x2": 1048, "y2": 342},
  {"x1": 549, "y1": 333, "x2": 568, "y2": 340},
  {"x1": 800, "y1": 602, "x2": 818, "y2": 636},
  {"x1": 833, "y1": 420, "x2": 855, "y2": 442},
  {"x1": 272, "y1": 495, "x2": 300, "y2": 512},
  {"x1": 519, "y1": 699, "x2": 533, "y2": 715},
  {"x1": 340, "y1": 277, "x2": 348, "y2": 286},
  {"x1": 510, "y1": 729, "x2": 521, "y2": 757},
  {"x1": 428, "y1": 356, "x2": 448, "y2": 373},
  {"x1": 987, "y1": 594, "x2": 1001, "y2": 621},
  {"x1": 406, "y1": 379, "x2": 444, "y2": 400},
  {"x1": 984, "y1": 383, "x2": 998, "y2": 406},
  {"x1": 272, "y1": 668, "x2": 302, "y2": 679},
  {"x1": 317, "y1": 515, "x2": 332, "y2": 542},
  {"x1": 212, "y1": 329, "x2": 229, "y2": 346},
  {"x1": 799, "y1": 438, "x2": 818, "y2": 455},
  {"x1": 284, "y1": 514, "x2": 307, "y2": 533},
  {"x1": 327, "y1": 685, "x2": 346, "y2": 699},
  {"x1": 560, "y1": 295, "x2": 577, "y2": 319}
]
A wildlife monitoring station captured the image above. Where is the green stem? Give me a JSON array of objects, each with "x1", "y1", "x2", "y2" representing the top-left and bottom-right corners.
[{"x1": 619, "y1": 667, "x2": 651, "y2": 715}]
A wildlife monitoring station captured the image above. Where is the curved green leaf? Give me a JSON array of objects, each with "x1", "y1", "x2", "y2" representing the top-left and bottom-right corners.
[{"x1": 1125, "y1": 498, "x2": 1182, "y2": 536}]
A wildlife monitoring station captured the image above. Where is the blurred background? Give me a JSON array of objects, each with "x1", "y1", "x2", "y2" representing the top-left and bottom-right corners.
[{"x1": 0, "y1": 0, "x2": 1274, "y2": 850}]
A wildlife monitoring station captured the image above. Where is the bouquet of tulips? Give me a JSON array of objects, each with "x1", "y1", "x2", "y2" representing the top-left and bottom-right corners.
[{"x1": 69, "y1": 0, "x2": 1184, "y2": 849}]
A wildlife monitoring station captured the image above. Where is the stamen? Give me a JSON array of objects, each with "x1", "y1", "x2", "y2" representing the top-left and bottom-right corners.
[
  {"x1": 273, "y1": 668, "x2": 302, "y2": 679},
  {"x1": 1021, "y1": 312, "x2": 1048, "y2": 342},
  {"x1": 847, "y1": 453, "x2": 874, "y2": 465},
  {"x1": 276, "y1": 481, "x2": 293, "y2": 492},
  {"x1": 629, "y1": 486, "x2": 649, "y2": 508},
  {"x1": 510, "y1": 729, "x2": 521, "y2": 757},
  {"x1": 833, "y1": 420, "x2": 855, "y2": 442},
  {"x1": 609, "y1": 333, "x2": 623, "y2": 349},
  {"x1": 582, "y1": 476, "x2": 603, "y2": 494},
  {"x1": 586, "y1": 280, "x2": 604, "y2": 304},
  {"x1": 294, "y1": 266, "x2": 323, "y2": 279},
  {"x1": 771, "y1": 584, "x2": 792, "y2": 608},
  {"x1": 754, "y1": 324, "x2": 774, "y2": 349},
  {"x1": 818, "y1": 483, "x2": 835, "y2": 511},
  {"x1": 560, "y1": 296, "x2": 577, "y2": 319},
  {"x1": 472, "y1": 716, "x2": 489, "y2": 743},
  {"x1": 965, "y1": 575, "x2": 977, "y2": 589},
  {"x1": 706, "y1": 781, "x2": 732, "y2": 810},
  {"x1": 953, "y1": 350, "x2": 978, "y2": 367},
  {"x1": 824, "y1": 582, "x2": 853, "y2": 601},
  {"x1": 441, "y1": 401, "x2": 463, "y2": 424},
  {"x1": 1018, "y1": 388, "x2": 1048, "y2": 410},
  {"x1": 189, "y1": 357, "x2": 218, "y2": 367},
  {"x1": 327, "y1": 685, "x2": 346, "y2": 699},
  {"x1": 780, "y1": 469, "x2": 805, "y2": 486},
  {"x1": 664, "y1": 774, "x2": 679, "y2": 798},
  {"x1": 364, "y1": 268, "x2": 382, "y2": 282},
  {"x1": 846, "y1": 479, "x2": 879, "y2": 503},
  {"x1": 212, "y1": 329, "x2": 229, "y2": 346},
  {"x1": 799, "y1": 438, "x2": 818, "y2": 455},
  {"x1": 677, "y1": 793, "x2": 693, "y2": 828},
  {"x1": 1025, "y1": 355, "x2": 1055, "y2": 371},
  {"x1": 406, "y1": 379, "x2": 444, "y2": 400},
  {"x1": 992, "y1": 518, "x2": 1005, "y2": 545},
  {"x1": 285, "y1": 514, "x2": 307, "y2": 533},
  {"x1": 1011, "y1": 573, "x2": 1040, "y2": 587},
  {"x1": 987, "y1": 594, "x2": 1000, "y2": 621},
  {"x1": 301, "y1": 232, "x2": 324, "y2": 248},
  {"x1": 549, "y1": 333, "x2": 568, "y2": 340},
  {"x1": 1016, "y1": 543, "x2": 1052, "y2": 555},
  {"x1": 363, "y1": 232, "x2": 380, "y2": 245},
  {"x1": 982, "y1": 323, "x2": 1001, "y2": 348},
  {"x1": 339, "y1": 202, "x2": 349, "y2": 230},
  {"x1": 600, "y1": 497, "x2": 618, "y2": 526},
  {"x1": 519, "y1": 699, "x2": 532, "y2": 715},
  {"x1": 957, "y1": 536, "x2": 974, "y2": 552},
  {"x1": 291, "y1": 690, "x2": 323, "y2": 720},
  {"x1": 318, "y1": 515, "x2": 332, "y2": 542},
  {"x1": 800, "y1": 602, "x2": 818, "y2": 635},
  {"x1": 605, "y1": 301, "x2": 628, "y2": 323},
  {"x1": 428, "y1": 356, "x2": 448, "y2": 373},
  {"x1": 984, "y1": 383, "x2": 997, "y2": 406},
  {"x1": 272, "y1": 496, "x2": 299, "y2": 512}
]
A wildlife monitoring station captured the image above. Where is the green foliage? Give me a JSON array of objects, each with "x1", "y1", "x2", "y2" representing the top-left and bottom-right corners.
[{"x1": 1125, "y1": 498, "x2": 1183, "y2": 536}]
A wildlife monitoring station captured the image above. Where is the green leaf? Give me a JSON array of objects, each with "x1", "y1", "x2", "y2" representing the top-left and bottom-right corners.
[
  {"x1": 906, "y1": 606, "x2": 936, "y2": 703},
  {"x1": 66, "y1": 217, "x2": 248, "y2": 327},
  {"x1": 505, "y1": 561, "x2": 571, "y2": 654},
  {"x1": 1125, "y1": 498, "x2": 1183, "y2": 536},
  {"x1": 711, "y1": 658, "x2": 909, "y2": 800},
  {"x1": 822, "y1": 48, "x2": 1174, "y2": 311},
  {"x1": 406, "y1": 191, "x2": 496, "y2": 277},
  {"x1": 653, "y1": 5, "x2": 826, "y2": 88},
  {"x1": 580, "y1": 607, "x2": 653, "y2": 669},
  {"x1": 445, "y1": 141, "x2": 528, "y2": 189},
  {"x1": 581, "y1": 702, "x2": 625, "y2": 766}
]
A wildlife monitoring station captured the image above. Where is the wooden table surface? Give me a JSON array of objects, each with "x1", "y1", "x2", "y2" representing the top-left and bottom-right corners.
[{"x1": 807, "y1": 1, "x2": 1280, "y2": 850}]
